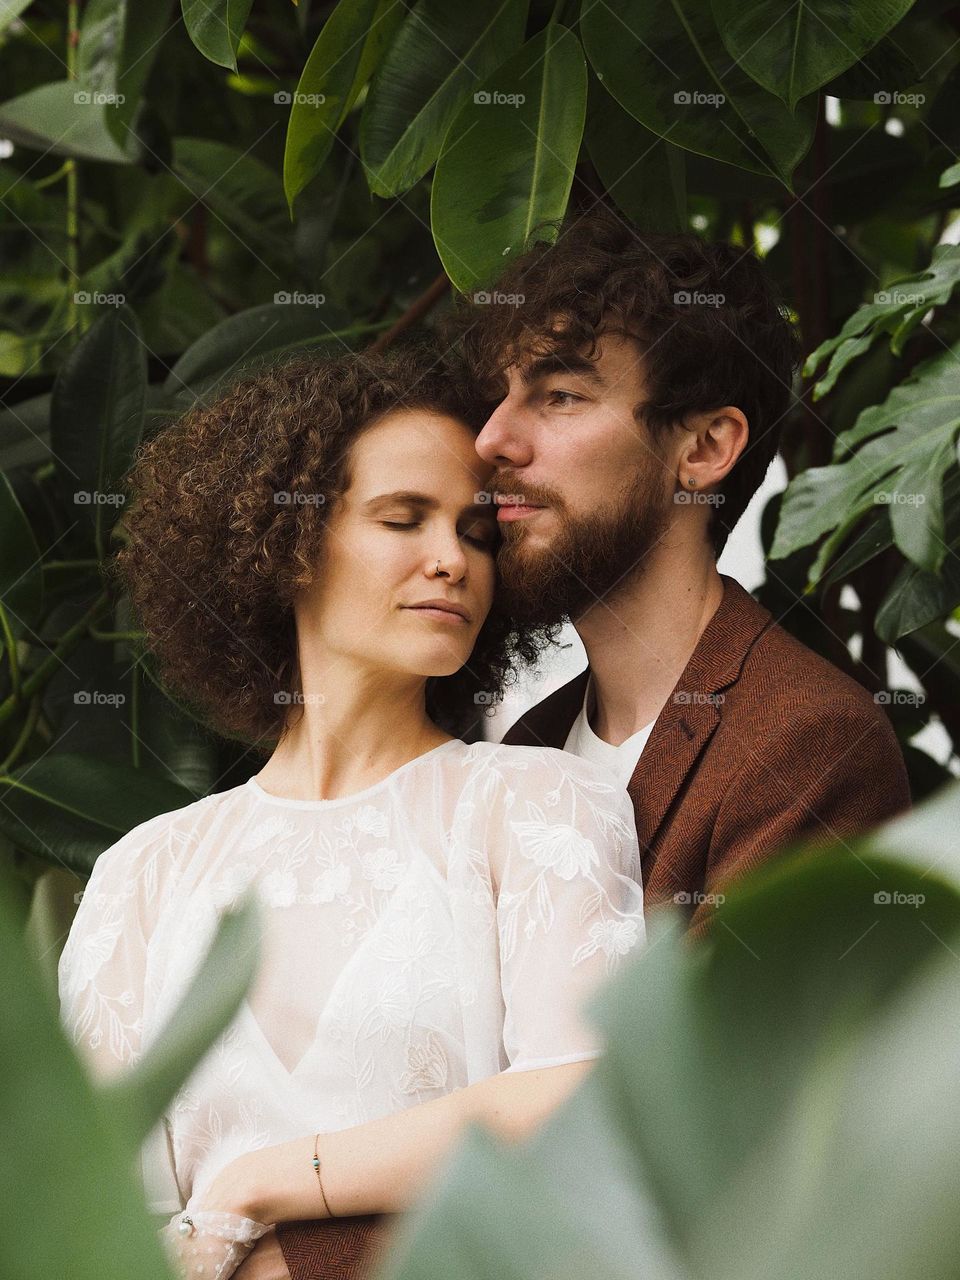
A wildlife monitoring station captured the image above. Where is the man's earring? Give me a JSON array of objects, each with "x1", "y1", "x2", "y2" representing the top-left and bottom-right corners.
[{"x1": 688, "y1": 477, "x2": 696, "y2": 487}]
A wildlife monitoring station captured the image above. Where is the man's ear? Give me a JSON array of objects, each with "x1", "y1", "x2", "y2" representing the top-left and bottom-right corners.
[{"x1": 677, "y1": 406, "x2": 749, "y2": 489}]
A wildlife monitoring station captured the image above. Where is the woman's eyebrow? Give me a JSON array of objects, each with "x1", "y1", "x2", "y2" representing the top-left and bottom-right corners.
[{"x1": 362, "y1": 491, "x2": 495, "y2": 516}]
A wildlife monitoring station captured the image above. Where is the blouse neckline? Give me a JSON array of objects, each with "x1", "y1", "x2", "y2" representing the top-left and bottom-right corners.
[{"x1": 244, "y1": 737, "x2": 462, "y2": 810}]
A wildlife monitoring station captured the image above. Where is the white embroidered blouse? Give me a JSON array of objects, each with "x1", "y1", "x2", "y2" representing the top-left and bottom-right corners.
[{"x1": 57, "y1": 738, "x2": 646, "y2": 1215}]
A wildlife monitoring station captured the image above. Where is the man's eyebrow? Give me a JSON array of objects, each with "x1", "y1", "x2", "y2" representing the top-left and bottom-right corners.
[
  {"x1": 362, "y1": 491, "x2": 495, "y2": 516},
  {"x1": 518, "y1": 354, "x2": 605, "y2": 387}
]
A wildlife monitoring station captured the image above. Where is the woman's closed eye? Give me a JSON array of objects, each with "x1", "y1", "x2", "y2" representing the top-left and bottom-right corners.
[{"x1": 380, "y1": 520, "x2": 496, "y2": 551}]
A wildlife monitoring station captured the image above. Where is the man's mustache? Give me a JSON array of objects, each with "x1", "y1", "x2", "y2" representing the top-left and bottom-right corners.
[{"x1": 488, "y1": 475, "x2": 560, "y2": 509}]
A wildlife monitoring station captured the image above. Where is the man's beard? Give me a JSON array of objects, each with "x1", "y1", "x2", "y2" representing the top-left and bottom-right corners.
[{"x1": 495, "y1": 468, "x2": 671, "y2": 628}]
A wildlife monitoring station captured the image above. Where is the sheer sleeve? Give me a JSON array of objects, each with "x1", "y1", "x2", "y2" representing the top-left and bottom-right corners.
[
  {"x1": 57, "y1": 811, "x2": 187, "y2": 1214},
  {"x1": 489, "y1": 749, "x2": 646, "y2": 1073}
]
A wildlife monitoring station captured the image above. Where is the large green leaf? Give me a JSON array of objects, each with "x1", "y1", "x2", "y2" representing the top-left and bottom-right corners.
[
  {"x1": 360, "y1": 0, "x2": 529, "y2": 198},
  {"x1": 711, "y1": 0, "x2": 916, "y2": 111},
  {"x1": 580, "y1": 0, "x2": 816, "y2": 189},
  {"x1": 0, "y1": 753, "x2": 196, "y2": 875},
  {"x1": 172, "y1": 137, "x2": 291, "y2": 262},
  {"x1": 107, "y1": 893, "x2": 263, "y2": 1144},
  {"x1": 283, "y1": 0, "x2": 405, "y2": 211},
  {"x1": 874, "y1": 555, "x2": 960, "y2": 644},
  {"x1": 164, "y1": 299, "x2": 351, "y2": 401},
  {"x1": 387, "y1": 783, "x2": 960, "y2": 1280},
  {"x1": 50, "y1": 305, "x2": 147, "y2": 560},
  {"x1": 0, "y1": 470, "x2": 43, "y2": 637},
  {"x1": 77, "y1": 0, "x2": 174, "y2": 147},
  {"x1": 0, "y1": 82, "x2": 131, "y2": 163},
  {"x1": 181, "y1": 0, "x2": 254, "y2": 71},
  {"x1": 0, "y1": 864, "x2": 175, "y2": 1280},
  {"x1": 0, "y1": 0, "x2": 32, "y2": 35},
  {"x1": 430, "y1": 24, "x2": 588, "y2": 292},
  {"x1": 771, "y1": 343, "x2": 960, "y2": 577},
  {"x1": 804, "y1": 243, "x2": 960, "y2": 397},
  {"x1": 585, "y1": 79, "x2": 687, "y2": 232}
]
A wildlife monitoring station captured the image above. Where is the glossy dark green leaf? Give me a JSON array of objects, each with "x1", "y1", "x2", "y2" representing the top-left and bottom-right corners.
[
  {"x1": 711, "y1": 0, "x2": 916, "y2": 111},
  {"x1": 50, "y1": 305, "x2": 147, "y2": 560},
  {"x1": 0, "y1": 753, "x2": 196, "y2": 876},
  {"x1": 804, "y1": 244, "x2": 960, "y2": 396},
  {"x1": 77, "y1": 0, "x2": 175, "y2": 147},
  {"x1": 0, "y1": 470, "x2": 43, "y2": 636},
  {"x1": 580, "y1": 0, "x2": 816, "y2": 189},
  {"x1": 773, "y1": 344, "x2": 960, "y2": 576},
  {"x1": 181, "y1": 0, "x2": 254, "y2": 71},
  {"x1": 283, "y1": 0, "x2": 405, "y2": 211},
  {"x1": 107, "y1": 893, "x2": 263, "y2": 1144},
  {"x1": 172, "y1": 137, "x2": 291, "y2": 262},
  {"x1": 431, "y1": 24, "x2": 588, "y2": 292},
  {"x1": 0, "y1": 82, "x2": 131, "y2": 163},
  {"x1": 0, "y1": 865, "x2": 175, "y2": 1280},
  {"x1": 164, "y1": 299, "x2": 351, "y2": 400},
  {"x1": 585, "y1": 80, "x2": 687, "y2": 232},
  {"x1": 360, "y1": 0, "x2": 529, "y2": 197}
]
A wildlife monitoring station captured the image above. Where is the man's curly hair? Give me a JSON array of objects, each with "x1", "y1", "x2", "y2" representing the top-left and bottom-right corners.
[
  {"x1": 444, "y1": 201, "x2": 803, "y2": 556},
  {"x1": 111, "y1": 343, "x2": 553, "y2": 749}
]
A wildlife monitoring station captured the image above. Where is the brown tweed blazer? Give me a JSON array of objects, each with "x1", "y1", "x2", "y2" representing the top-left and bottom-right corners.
[{"x1": 276, "y1": 573, "x2": 912, "y2": 1279}]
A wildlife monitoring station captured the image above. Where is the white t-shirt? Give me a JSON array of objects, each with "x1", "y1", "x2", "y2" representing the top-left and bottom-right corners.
[
  {"x1": 563, "y1": 671, "x2": 655, "y2": 791},
  {"x1": 57, "y1": 738, "x2": 645, "y2": 1215}
]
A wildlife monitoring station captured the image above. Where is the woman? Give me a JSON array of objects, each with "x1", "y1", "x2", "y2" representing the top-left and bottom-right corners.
[{"x1": 57, "y1": 342, "x2": 646, "y2": 1279}]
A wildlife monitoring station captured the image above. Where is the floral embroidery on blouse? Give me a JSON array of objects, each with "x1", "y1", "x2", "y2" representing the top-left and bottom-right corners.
[{"x1": 57, "y1": 739, "x2": 646, "y2": 1211}]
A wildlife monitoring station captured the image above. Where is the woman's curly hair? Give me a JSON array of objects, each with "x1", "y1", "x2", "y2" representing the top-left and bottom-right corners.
[{"x1": 111, "y1": 343, "x2": 557, "y2": 749}]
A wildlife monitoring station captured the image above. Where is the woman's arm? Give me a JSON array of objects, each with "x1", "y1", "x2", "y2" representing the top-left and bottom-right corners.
[{"x1": 204, "y1": 1057, "x2": 595, "y2": 1224}]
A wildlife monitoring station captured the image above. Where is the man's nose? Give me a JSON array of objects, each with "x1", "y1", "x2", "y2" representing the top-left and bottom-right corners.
[{"x1": 474, "y1": 398, "x2": 533, "y2": 466}]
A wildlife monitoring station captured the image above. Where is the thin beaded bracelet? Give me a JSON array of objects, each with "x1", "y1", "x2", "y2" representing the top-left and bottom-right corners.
[{"x1": 312, "y1": 1133, "x2": 335, "y2": 1218}]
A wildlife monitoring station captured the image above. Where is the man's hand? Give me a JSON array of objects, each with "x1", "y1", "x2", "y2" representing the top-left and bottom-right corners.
[{"x1": 232, "y1": 1228, "x2": 291, "y2": 1280}]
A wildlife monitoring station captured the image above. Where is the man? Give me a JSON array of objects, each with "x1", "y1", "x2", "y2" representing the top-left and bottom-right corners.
[{"x1": 267, "y1": 202, "x2": 911, "y2": 1279}]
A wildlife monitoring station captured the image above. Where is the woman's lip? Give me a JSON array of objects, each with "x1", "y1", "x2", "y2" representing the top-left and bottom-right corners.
[
  {"x1": 405, "y1": 606, "x2": 469, "y2": 624},
  {"x1": 496, "y1": 504, "x2": 543, "y2": 522}
]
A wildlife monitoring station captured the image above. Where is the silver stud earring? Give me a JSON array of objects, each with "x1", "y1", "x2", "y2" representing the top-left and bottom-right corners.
[{"x1": 688, "y1": 477, "x2": 696, "y2": 487}]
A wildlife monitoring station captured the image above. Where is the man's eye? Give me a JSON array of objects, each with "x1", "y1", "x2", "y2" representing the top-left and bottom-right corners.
[
  {"x1": 546, "y1": 389, "x2": 582, "y2": 406},
  {"x1": 381, "y1": 521, "x2": 418, "y2": 529}
]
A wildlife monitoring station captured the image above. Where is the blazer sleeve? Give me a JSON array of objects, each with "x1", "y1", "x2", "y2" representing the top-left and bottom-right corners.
[{"x1": 691, "y1": 693, "x2": 911, "y2": 936}]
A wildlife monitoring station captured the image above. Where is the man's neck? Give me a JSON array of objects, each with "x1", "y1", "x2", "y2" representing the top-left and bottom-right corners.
[{"x1": 574, "y1": 550, "x2": 725, "y2": 746}]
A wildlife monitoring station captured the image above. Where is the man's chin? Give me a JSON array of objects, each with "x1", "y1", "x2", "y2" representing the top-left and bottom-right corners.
[{"x1": 495, "y1": 543, "x2": 570, "y2": 628}]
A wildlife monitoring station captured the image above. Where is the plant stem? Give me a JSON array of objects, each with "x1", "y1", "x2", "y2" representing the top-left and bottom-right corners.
[{"x1": 0, "y1": 593, "x2": 111, "y2": 728}]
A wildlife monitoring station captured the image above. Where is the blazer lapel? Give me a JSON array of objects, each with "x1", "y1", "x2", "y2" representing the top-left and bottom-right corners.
[{"x1": 627, "y1": 576, "x2": 774, "y2": 859}]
